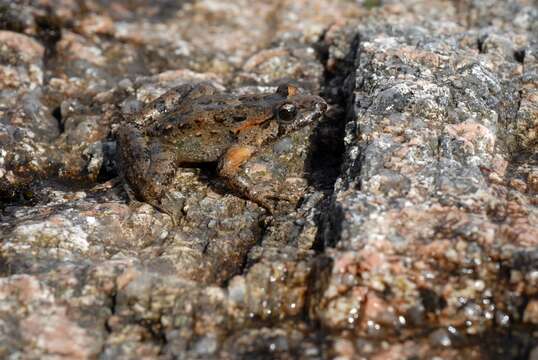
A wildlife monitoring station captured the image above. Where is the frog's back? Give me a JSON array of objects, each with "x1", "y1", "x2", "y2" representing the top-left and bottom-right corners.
[
  {"x1": 164, "y1": 118, "x2": 236, "y2": 163},
  {"x1": 147, "y1": 92, "x2": 276, "y2": 164}
]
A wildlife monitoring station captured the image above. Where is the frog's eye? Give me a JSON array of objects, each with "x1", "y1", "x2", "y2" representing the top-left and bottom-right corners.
[{"x1": 277, "y1": 103, "x2": 297, "y2": 123}]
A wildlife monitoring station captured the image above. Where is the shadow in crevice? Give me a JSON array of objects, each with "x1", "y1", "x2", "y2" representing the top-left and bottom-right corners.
[
  {"x1": 305, "y1": 32, "x2": 360, "y2": 192},
  {"x1": 306, "y1": 32, "x2": 361, "y2": 252}
]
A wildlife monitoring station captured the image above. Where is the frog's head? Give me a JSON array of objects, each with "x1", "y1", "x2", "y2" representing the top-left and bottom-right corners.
[{"x1": 273, "y1": 84, "x2": 327, "y2": 133}]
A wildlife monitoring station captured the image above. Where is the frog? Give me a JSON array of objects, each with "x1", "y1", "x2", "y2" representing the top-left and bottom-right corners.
[{"x1": 117, "y1": 82, "x2": 327, "y2": 215}]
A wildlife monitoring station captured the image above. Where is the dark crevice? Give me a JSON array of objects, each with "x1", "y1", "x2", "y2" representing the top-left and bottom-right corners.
[
  {"x1": 35, "y1": 12, "x2": 62, "y2": 64},
  {"x1": 513, "y1": 49, "x2": 525, "y2": 64},
  {"x1": 300, "y1": 28, "x2": 362, "y2": 350},
  {"x1": 307, "y1": 32, "x2": 359, "y2": 192},
  {"x1": 477, "y1": 34, "x2": 486, "y2": 54},
  {"x1": 309, "y1": 32, "x2": 360, "y2": 252},
  {"x1": 52, "y1": 106, "x2": 64, "y2": 133},
  {"x1": 314, "y1": 202, "x2": 344, "y2": 250},
  {"x1": 104, "y1": 291, "x2": 117, "y2": 334},
  {"x1": 419, "y1": 287, "x2": 448, "y2": 313}
]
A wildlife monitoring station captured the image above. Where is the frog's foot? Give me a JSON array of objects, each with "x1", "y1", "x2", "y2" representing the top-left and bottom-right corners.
[
  {"x1": 264, "y1": 193, "x2": 297, "y2": 203},
  {"x1": 218, "y1": 145, "x2": 301, "y2": 214},
  {"x1": 246, "y1": 193, "x2": 276, "y2": 214},
  {"x1": 220, "y1": 174, "x2": 283, "y2": 215},
  {"x1": 120, "y1": 181, "x2": 179, "y2": 226},
  {"x1": 134, "y1": 198, "x2": 179, "y2": 227},
  {"x1": 244, "y1": 190, "x2": 300, "y2": 215}
]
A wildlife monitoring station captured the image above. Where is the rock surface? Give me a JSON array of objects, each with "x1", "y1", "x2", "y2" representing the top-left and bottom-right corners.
[{"x1": 0, "y1": 0, "x2": 536, "y2": 359}]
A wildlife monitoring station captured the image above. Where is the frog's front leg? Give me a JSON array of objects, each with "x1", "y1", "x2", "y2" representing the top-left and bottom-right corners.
[
  {"x1": 145, "y1": 140, "x2": 178, "y2": 202},
  {"x1": 218, "y1": 145, "x2": 277, "y2": 212}
]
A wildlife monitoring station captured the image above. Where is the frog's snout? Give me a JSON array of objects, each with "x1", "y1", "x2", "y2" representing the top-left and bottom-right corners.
[{"x1": 315, "y1": 99, "x2": 328, "y2": 114}]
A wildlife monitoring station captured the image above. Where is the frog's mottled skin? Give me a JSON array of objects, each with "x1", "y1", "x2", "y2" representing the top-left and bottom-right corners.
[{"x1": 118, "y1": 83, "x2": 327, "y2": 211}]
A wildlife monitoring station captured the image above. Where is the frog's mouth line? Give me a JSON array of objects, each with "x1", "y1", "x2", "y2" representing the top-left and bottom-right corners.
[{"x1": 292, "y1": 110, "x2": 325, "y2": 131}]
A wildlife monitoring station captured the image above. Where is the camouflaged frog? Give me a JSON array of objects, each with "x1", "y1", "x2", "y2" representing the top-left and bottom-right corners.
[{"x1": 118, "y1": 83, "x2": 327, "y2": 212}]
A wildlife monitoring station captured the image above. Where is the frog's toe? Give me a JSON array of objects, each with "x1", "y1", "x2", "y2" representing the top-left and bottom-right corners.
[{"x1": 256, "y1": 191, "x2": 304, "y2": 215}]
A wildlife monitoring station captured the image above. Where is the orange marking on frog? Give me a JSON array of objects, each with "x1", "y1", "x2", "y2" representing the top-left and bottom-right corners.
[
  {"x1": 233, "y1": 114, "x2": 271, "y2": 134},
  {"x1": 286, "y1": 85, "x2": 299, "y2": 97},
  {"x1": 221, "y1": 146, "x2": 255, "y2": 174}
]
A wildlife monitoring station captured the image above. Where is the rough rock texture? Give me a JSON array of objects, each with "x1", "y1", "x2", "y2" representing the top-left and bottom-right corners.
[{"x1": 0, "y1": 0, "x2": 536, "y2": 359}]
